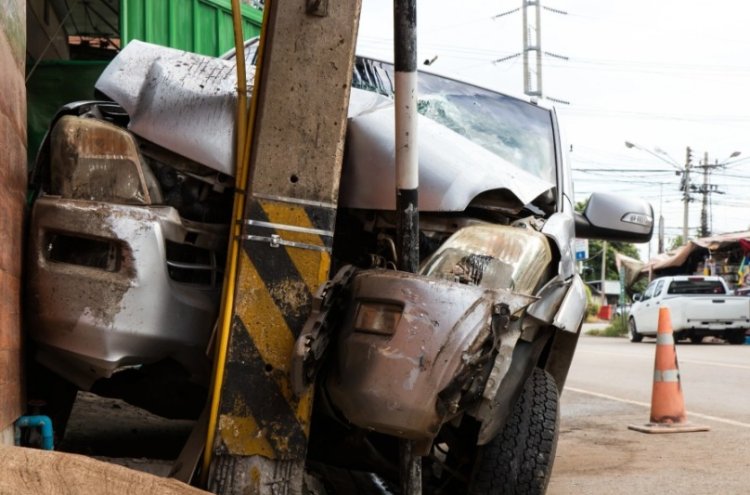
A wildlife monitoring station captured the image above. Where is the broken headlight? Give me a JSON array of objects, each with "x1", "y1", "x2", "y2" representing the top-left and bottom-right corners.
[
  {"x1": 419, "y1": 224, "x2": 551, "y2": 294},
  {"x1": 353, "y1": 301, "x2": 403, "y2": 335},
  {"x1": 49, "y1": 115, "x2": 159, "y2": 204}
]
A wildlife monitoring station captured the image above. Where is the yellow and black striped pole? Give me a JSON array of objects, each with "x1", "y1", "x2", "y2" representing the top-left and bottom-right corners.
[{"x1": 207, "y1": 0, "x2": 363, "y2": 492}]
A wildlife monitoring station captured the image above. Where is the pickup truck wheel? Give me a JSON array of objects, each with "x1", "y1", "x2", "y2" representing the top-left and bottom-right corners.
[
  {"x1": 628, "y1": 318, "x2": 643, "y2": 343},
  {"x1": 469, "y1": 368, "x2": 559, "y2": 495},
  {"x1": 726, "y1": 330, "x2": 746, "y2": 345}
]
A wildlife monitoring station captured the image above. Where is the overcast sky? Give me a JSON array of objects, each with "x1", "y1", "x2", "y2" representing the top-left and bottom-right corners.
[{"x1": 357, "y1": 0, "x2": 750, "y2": 259}]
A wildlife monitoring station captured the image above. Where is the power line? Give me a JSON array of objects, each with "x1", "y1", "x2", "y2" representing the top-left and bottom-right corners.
[{"x1": 573, "y1": 168, "x2": 675, "y2": 173}]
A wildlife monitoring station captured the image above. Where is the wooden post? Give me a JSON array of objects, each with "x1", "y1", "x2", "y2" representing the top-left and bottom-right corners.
[{"x1": 0, "y1": 0, "x2": 26, "y2": 439}]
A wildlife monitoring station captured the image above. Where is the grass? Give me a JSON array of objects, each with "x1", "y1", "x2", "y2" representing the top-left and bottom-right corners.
[{"x1": 587, "y1": 315, "x2": 629, "y2": 337}]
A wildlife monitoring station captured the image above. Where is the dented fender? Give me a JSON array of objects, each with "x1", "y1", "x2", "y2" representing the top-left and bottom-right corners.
[{"x1": 527, "y1": 274, "x2": 587, "y2": 333}]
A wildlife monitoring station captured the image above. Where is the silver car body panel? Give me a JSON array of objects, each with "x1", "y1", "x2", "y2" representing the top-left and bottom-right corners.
[
  {"x1": 96, "y1": 41, "x2": 555, "y2": 212},
  {"x1": 526, "y1": 276, "x2": 570, "y2": 325},
  {"x1": 27, "y1": 196, "x2": 223, "y2": 389},
  {"x1": 541, "y1": 212, "x2": 576, "y2": 280},
  {"x1": 552, "y1": 275, "x2": 587, "y2": 333},
  {"x1": 526, "y1": 274, "x2": 586, "y2": 333}
]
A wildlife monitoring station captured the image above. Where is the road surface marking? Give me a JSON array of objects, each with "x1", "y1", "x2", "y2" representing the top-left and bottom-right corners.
[
  {"x1": 577, "y1": 349, "x2": 750, "y2": 371},
  {"x1": 566, "y1": 386, "x2": 750, "y2": 429}
]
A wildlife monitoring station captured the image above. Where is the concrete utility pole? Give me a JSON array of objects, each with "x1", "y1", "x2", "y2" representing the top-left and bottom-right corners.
[
  {"x1": 700, "y1": 151, "x2": 710, "y2": 237},
  {"x1": 600, "y1": 241, "x2": 607, "y2": 306},
  {"x1": 522, "y1": 0, "x2": 542, "y2": 97},
  {"x1": 206, "y1": 1, "x2": 363, "y2": 493},
  {"x1": 696, "y1": 151, "x2": 739, "y2": 237},
  {"x1": 658, "y1": 183, "x2": 664, "y2": 253},
  {"x1": 682, "y1": 146, "x2": 692, "y2": 242}
]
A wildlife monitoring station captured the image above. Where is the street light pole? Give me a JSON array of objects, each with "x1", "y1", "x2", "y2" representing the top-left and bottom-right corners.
[{"x1": 625, "y1": 141, "x2": 690, "y2": 244}]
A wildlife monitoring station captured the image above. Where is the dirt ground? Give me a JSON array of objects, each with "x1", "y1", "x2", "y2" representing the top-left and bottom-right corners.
[
  {"x1": 548, "y1": 390, "x2": 750, "y2": 495},
  {"x1": 0, "y1": 392, "x2": 206, "y2": 494},
  {"x1": 61, "y1": 392, "x2": 194, "y2": 476}
]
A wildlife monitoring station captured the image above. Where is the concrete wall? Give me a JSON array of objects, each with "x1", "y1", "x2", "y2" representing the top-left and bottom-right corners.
[{"x1": 0, "y1": 0, "x2": 26, "y2": 434}]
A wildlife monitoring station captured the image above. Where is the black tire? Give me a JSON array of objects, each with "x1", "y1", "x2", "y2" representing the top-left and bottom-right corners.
[
  {"x1": 689, "y1": 336, "x2": 703, "y2": 344},
  {"x1": 628, "y1": 318, "x2": 643, "y2": 343},
  {"x1": 726, "y1": 330, "x2": 746, "y2": 345},
  {"x1": 469, "y1": 368, "x2": 559, "y2": 495}
]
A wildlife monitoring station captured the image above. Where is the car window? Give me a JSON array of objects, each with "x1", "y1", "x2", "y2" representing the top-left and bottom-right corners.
[
  {"x1": 351, "y1": 58, "x2": 557, "y2": 185},
  {"x1": 667, "y1": 279, "x2": 726, "y2": 295},
  {"x1": 654, "y1": 280, "x2": 665, "y2": 297},
  {"x1": 642, "y1": 282, "x2": 656, "y2": 301}
]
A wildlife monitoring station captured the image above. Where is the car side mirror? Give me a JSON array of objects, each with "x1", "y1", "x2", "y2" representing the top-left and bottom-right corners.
[
  {"x1": 575, "y1": 192, "x2": 653, "y2": 243},
  {"x1": 632, "y1": 293, "x2": 642, "y2": 302}
]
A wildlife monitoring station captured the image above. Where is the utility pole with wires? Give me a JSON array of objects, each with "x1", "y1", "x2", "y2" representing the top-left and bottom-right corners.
[
  {"x1": 699, "y1": 151, "x2": 712, "y2": 238},
  {"x1": 696, "y1": 151, "x2": 740, "y2": 237},
  {"x1": 682, "y1": 146, "x2": 693, "y2": 242}
]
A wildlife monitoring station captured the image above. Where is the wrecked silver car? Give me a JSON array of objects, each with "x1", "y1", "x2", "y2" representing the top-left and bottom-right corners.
[{"x1": 26, "y1": 39, "x2": 653, "y2": 493}]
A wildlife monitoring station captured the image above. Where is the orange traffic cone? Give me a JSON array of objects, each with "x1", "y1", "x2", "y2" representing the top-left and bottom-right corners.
[{"x1": 628, "y1": 307, "x2": 709, "y2": 434}]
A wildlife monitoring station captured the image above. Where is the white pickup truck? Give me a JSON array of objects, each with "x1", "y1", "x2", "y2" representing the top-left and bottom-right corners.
[{"x1": 629, "y1": 275, "x2": 750, "y2": 344}]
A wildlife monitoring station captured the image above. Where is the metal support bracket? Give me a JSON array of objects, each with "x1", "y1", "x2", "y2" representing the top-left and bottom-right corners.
[{"x1": 306, "y1": 0, "x2": 328, "y2": 17}]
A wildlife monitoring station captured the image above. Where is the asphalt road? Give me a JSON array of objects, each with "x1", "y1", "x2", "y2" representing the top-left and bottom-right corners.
[{"x1": 549, "y1": 329, "x2": 750, "y2": 494}]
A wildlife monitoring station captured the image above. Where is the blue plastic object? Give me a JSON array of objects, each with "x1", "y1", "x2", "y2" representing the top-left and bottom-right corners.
[{"x1": 14, "y1": 415, "x2": 54, "y2": 451}]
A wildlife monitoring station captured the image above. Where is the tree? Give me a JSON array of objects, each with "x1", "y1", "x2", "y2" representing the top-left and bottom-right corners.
[
  {"x1": 669, "y1": 235, "x2": 685, "y2": 251},
  {"x1": 579, "y1": 240, "x2": 641, "y2": 281}
]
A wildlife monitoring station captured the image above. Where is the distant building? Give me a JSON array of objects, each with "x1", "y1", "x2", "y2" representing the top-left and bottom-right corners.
[{"x1": 587, "y1": 280, "x2": 621, "y2": 306}]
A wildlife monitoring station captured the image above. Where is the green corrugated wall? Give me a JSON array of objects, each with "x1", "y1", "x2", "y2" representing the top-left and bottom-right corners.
[
  {"x1": 121, "y1": 0, "x2": 262, "y2": 56},
  {"x1": 27, "y1": 1, "x2": 262, "y2": 166}
]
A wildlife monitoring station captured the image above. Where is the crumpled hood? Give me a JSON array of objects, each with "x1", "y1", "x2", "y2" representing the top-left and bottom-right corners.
[
  {"x1": 96, "y1": 40, "x2": 243, "y2": 177},
  {"x1": 96, "y1": 41, "x2": 554, "y2": 211},
  {"x1": 341, "y1": 89, "x2": 555, "y2": 211}
]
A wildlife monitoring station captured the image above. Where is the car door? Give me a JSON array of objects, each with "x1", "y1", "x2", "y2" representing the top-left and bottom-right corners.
[{"x1": 638, "y1": 279, "x2": 665, "y2": 334}]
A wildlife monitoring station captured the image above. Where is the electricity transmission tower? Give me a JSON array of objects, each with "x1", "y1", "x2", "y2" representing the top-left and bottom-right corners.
[
  {"x1": 494, "y1": 1, "x2": 568, "y2": 103},
  {"x1": 523, "y1": 0, "x2": 543, "y2": 97}
]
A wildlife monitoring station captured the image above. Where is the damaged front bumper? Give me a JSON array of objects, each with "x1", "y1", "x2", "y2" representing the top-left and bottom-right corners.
[
  {"x1": 324, "y1": 269, "x2": 535, "y2": 443},
  {"x1": 26, "y1": 197, "x2": 224, "y2": 389}
]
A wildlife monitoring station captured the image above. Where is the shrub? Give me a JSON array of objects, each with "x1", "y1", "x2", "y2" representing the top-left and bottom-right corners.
[
  {"x1": 588, "y1": 314, "x2": 629, "y2": 337},
  {"x1": 584, "y1": 284, "x2": 600, "y2": 318}
]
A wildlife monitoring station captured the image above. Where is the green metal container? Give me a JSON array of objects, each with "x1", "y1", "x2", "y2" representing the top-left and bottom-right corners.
[
  {"x1": 27, "y1": 0, "x2": 262, "y2": 165},
  {"x1": 121, "y1": 0, "x2": 262, "y2": 56}
]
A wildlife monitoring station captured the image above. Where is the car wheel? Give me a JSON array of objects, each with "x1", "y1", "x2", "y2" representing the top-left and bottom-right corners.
[
  {"x1": 689, "y1": 336, "x2": 703, "y2": 344},
  {"x1": 726, "y1": 330, "x2": 746, "y2": 345},
  {"x1": 469, "y1": 368, "x2": 559, "y2": 495},
  {"x1": 628, "y1": 318, "x2": 643, "y2": 343}
]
